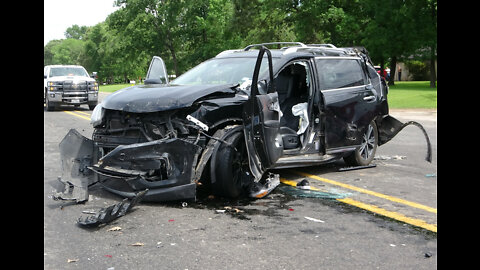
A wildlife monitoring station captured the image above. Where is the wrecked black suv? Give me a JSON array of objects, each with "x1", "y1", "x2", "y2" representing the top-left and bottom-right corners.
[{"x1": 57, "y1": 42, "x2": 431, "y2": 203}]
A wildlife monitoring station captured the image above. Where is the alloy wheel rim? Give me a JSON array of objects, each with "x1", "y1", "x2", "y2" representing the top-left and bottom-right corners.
[{"x1": 359, "y1": 124, "x2": 375, "y2": 160}]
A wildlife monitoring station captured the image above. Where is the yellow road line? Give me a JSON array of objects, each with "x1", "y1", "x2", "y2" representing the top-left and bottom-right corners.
[
  {"x1": 280, "y1": 177, "x2": 437, "y2": 232},
  {"x1": 63, "y1": 111, "x2": 91, "y2": 121},
  {"x1": 73, "y1": 110, "x2": 91, "y2": 116},
  {"x1": 292, "y1": 170, "x2": 437, "y2": 214},
  {"x1": 337, "y1": 198, "x2": 437, "y2": 232}
]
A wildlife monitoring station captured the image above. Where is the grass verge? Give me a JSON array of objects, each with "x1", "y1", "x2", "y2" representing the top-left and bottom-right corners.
[{"x1": 387, "y1": 81, "x2": 437, "y2": 109}]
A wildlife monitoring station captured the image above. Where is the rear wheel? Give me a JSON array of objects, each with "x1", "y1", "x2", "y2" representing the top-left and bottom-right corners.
[
  {"x1": 212, "y1": 130, "x2": 251, "y2": 198},
  {"x1": 344, "y1": 120, "x2": 378, "y2": 166}
]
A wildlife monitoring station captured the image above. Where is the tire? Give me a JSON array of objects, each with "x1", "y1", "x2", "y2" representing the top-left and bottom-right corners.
[
  {"x1": 45, "y1": 92, "x2": 55, "y2": 111},
  {"x1": 344, "y1": 120, "x2": 378, "y2": 166},
  {"x1": 212, "y1": 130, "x2": 250, "y2": 198}
]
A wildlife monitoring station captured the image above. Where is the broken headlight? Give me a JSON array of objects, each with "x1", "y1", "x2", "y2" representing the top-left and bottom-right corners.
[{"x1": 90, "y1": 103, "x2": 104, "y2": 127}]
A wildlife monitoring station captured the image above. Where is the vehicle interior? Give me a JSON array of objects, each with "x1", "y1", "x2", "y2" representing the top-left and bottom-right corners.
[{"x1": 274, "y1": 61, "x2": 311, "y2": 150}]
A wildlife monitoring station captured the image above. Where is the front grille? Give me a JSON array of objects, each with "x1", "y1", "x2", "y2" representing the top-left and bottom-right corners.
[{"x1": 63, "y1": 80, "x2": 87, "y2": 91}]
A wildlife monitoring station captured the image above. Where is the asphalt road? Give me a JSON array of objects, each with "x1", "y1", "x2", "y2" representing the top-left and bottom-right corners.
[{"x1": 44, "y1": 94, "x2": 437, "y2": 269}]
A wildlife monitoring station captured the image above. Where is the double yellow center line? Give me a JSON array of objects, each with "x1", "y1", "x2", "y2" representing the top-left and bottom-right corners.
[
  {"x1": 283, "y1": 170, "x2": 437, "y2": 232},
  {"x1": 63, "y1": 110, "x2": 437, "y2": 232},
  {"x1": 63, "y1": 110, "x2": 91, "y2": 121}
]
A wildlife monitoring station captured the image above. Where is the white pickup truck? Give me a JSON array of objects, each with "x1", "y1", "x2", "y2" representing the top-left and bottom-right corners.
[{"x1": 44, "y1": 65, "x2": 99, "y2": 111}]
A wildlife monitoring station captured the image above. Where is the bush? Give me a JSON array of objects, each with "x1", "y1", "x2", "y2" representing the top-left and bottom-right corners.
[{"x1": 405, "y1": 60, "x2": 429, "y2": 81}]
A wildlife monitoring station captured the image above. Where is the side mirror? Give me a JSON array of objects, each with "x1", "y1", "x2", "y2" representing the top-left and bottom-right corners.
[{"x1": 44, "y1": 75, "x2": 47, "y2": 79}]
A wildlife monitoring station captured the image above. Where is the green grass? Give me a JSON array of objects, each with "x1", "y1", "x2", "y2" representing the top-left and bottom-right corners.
[
  {"x1": 99, "y1": 81, "x2": 437, "y2": 109},
  {"x1": 99, "y1": 83, "x2": 135, "y2": 93},
  {"x1": 387, "y1": 81, "x2": 437, "y2": 109}
]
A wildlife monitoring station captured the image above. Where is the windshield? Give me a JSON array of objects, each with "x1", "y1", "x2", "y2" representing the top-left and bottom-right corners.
[
  {"x1": 171, "y1": 57, "x2": 273, "y2": 85},
  {"x1": 49, "y1": 67, "x2": 89, "y2": 77}
]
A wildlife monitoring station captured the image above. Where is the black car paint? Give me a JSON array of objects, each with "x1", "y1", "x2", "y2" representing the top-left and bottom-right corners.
[
  {"x1": 101, "y1": 83, "x2": 237, "y2": 113},
  {"x1": 58, "y1": 46, "x2": 430, "y2": 202}
]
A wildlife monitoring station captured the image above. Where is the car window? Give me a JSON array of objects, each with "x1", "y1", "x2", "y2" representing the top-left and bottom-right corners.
[
  {"x1": 315, "y1": 58, "x2": 366, "y2": 90},
  {"x1": 171, "y1": 57, "x2": 273, "y2": 86},
  {"x1": 146, "y1": 57, "x2": 168, "y2": 84},
  {"x1": 49, "y1": 67, "x2": 89, "y2": 78}
]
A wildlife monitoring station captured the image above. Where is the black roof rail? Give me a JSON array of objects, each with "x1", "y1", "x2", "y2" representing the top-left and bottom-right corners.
[{"x1": 243, "y1": 42, "x2": 306, "y2": 51}]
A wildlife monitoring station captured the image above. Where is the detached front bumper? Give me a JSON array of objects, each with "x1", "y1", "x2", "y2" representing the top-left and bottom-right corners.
[{"x1": 56, "y1": 129, "x2": 202, "y2": 202}]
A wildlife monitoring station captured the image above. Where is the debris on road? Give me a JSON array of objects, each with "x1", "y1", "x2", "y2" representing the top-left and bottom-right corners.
[
  {"x1": 338, "y1": 164, "x2": 377, "y2": 172},
  {"x1": 248, "y1": 173, "x2": 280, "y2": 198},
  {"x1": 277, "y1": 185, "x2": 348, "y2": 199},
  {"x1": 296, "y1": 179, "x2": 310, "y2": 190},
  {"x1": 374, "y1": 155, "x2": 407, "y2": 160},
  {"x1": 77, "y1": 189, "x2": 147, "y2": 227},
  {"x1": 304, "y1": 216, "x2": 325, "y2": 223},
  {"x1": 107, "y1": 226, "x2": 122, "y2": 232}
]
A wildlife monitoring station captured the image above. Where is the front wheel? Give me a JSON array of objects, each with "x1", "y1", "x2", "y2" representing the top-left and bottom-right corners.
[
  {"x1": 344, "y1": 120, "x2": 378, "y2": 166},
  {"x1": 212, "y1": 130, "x2": 251, "y2": 198}
]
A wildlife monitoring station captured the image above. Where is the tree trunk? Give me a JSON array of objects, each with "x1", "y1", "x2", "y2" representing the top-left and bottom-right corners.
[
  {"x1": 166, "y1": 30, "x2": 179, "y2": 77},
  {"x1": 388, "y1": 56, "x2": 397, "y2": 86},
  {"x1": 429, "y1": 44, "x2": 436, "y2": 88}
]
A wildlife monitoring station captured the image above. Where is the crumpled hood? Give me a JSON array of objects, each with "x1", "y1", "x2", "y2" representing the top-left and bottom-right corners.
[{"x1": 101, "y1": 84, "x2": 237, "y2": 113}]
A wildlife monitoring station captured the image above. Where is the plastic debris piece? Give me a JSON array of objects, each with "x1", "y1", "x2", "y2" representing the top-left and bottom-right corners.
[
  {"x1": 107, "y1": 226, "x2": 122, "y2": 232},
  {"x1": 296, "y1": 179, "x2": 310, "y2": 190},
  {"x1": 248, "y1": 173, "x2": 280, "y2": 199},
  {"x1": 130, "y1": 242, "x2": 145, "y2": 246},
  {"x1": 304, "y1": 216, "x2": 325, "y2": 223},
  {"x1": 67, "y1": 259, "x2": 79, "y2": 263},
  {"x1": 425, "y1": 173, "x2": 436, "y2": 178},
  {"x1": 77, "y1": 189, "x2": 147, "y2": 227}
]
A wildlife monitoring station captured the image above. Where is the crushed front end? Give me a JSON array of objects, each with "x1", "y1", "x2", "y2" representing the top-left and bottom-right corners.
[
  {"x1": 57, "y1": 106, "x2": 213, "y2": 202},
  {"x1": 91, "y1": 108, "x2": 207, "y2": 202}
]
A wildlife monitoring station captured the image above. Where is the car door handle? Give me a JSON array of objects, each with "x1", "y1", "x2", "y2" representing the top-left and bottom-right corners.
[{"x1": 363, "y1": 95, "x2": 375, "y2": 101}]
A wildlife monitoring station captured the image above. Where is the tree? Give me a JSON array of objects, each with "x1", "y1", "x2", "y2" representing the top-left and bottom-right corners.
[
  {"x1": 65, "y1": 24, "x2": 88, "y2": 40},
  {"x1": 44, "y1": 38, "x2": 85, "y2": 65}
]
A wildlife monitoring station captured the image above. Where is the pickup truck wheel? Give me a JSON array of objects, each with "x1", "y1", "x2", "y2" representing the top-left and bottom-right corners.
[
  {"x1": 212, "y1": 130, "x2": 250, "y2": 198},
  {"x1": 45, "y1": 93, "x2": 55, "y2": 111},
  {"x1": 344, "y1": 120, "x2": 378, "y2": 166}
]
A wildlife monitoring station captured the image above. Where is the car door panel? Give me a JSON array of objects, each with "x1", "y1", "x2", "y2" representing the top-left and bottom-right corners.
[
  {"x1": 243, "y1": 46, "x2": 283, "y2": 181},
  {"x1": 316, "y1": 58, "x2": 377, "y2": 151}
]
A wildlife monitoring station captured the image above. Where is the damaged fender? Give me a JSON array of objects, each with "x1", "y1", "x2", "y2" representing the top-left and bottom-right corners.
[
  {"x1": 53, "y1": 129, "x2": 95, "y2": 203},
  {"x1": 377, "y1": 115, "x2": 432, "y2": 162}
]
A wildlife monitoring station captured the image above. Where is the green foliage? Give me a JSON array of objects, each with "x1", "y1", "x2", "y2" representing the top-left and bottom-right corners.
[
  {"x1": 44, "y1": 0, "x2": 437, "y2": 85},
  {"x1": 405, "y1": 60, "x2": 429, "y2": 81}
]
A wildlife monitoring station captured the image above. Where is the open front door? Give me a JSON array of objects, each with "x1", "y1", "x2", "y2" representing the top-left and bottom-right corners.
[
  {"x1": 145, "y1": 56, "x2": 169, "y2": 84},
  {"x1": 242, "y1": 46, "x2": 283, "y2": 181}
]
